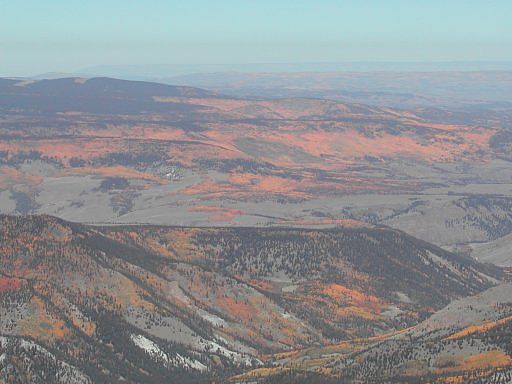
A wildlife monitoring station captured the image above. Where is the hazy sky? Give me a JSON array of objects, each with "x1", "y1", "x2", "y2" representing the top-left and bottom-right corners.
[{"x1": 1, "y1": 0, "x2": 512, "y2": 76}]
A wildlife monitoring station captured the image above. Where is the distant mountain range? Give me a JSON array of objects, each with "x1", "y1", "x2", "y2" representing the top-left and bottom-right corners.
[
  {"x1": 25, "y1": 68, "x2": 512, "y2": 110},
  {"x1": 162, "y1": 70, "x2": 512, "y2": 109},
  {"x1": 0, "y1": 77, "x2": 214, "y2": 114},
  {"x1": 78, "y1": 61, "x2": 512, "y2": 78}
]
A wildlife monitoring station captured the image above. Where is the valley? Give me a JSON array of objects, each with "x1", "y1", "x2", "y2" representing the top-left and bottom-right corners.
[
  {"x1": 1, "y1": 77, "x2": 512, "y2": 259},
  {"x1": 1, "y1": 75, "x2": 512, "y2": 383}
]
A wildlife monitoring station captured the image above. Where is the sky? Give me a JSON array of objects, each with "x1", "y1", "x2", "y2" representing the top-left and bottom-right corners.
[{"x1": 1, "y1": 0, "x2": 512, "y2": 76}]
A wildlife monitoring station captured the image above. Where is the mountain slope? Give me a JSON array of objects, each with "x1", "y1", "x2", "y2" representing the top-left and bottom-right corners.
[
  {"x1": 0, "y1": 214, "x2": 503, "y2": 383},
  {"x1": 240, "y1": 283, "x2": 512, "y2": 384},
  {"x1": 470, "y1": 232, "x2": 512, "y2": 267}
]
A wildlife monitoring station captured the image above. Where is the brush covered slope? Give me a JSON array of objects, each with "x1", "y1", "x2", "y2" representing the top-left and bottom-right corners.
[
  {"x1": 0, "y1": 214, "x2": 502, "y2": 383},
  {"x1": 242, "y1": 283, "x2": 512, "y2": 384}
]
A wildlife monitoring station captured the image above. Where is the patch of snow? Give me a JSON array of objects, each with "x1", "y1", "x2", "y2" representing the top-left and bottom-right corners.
[
  {"x1": 130, "y1": 334, "x2": 208, "y2": 371},
  {"x1": 175, "y1": 353, "x2": 208, "y2": 372},
  {"x1": 130, "y1": 334, "x2": 169, "y2": 363},
  {"x1": 199, "y1": 339, "x2": 261, "y2": 367}
]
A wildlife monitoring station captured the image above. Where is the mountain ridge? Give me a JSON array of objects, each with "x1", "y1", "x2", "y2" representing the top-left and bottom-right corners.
[{"x1": 0, "y1": 213, "x2": 504, "y2": 383}]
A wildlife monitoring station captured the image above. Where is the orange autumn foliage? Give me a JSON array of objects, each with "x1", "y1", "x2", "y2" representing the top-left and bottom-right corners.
[
  {"x1": 323, "y1": 283, "x2": 382, "y2": 311},
  {"x1": 0, "y1": 277, "x2": 23, "y2": 292},
  {"x1": 446, "y1": 315, "x2": 512, "y2": 341},
  {"x1": 217, "y1": 296, "x2": 253, "y2": 322},
  {"x1": 190, "y1": 205, "x2": 244, "y2": 221},
  {"x1": 434, "y1": 351, "x2": 512, "y2": 375}
]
